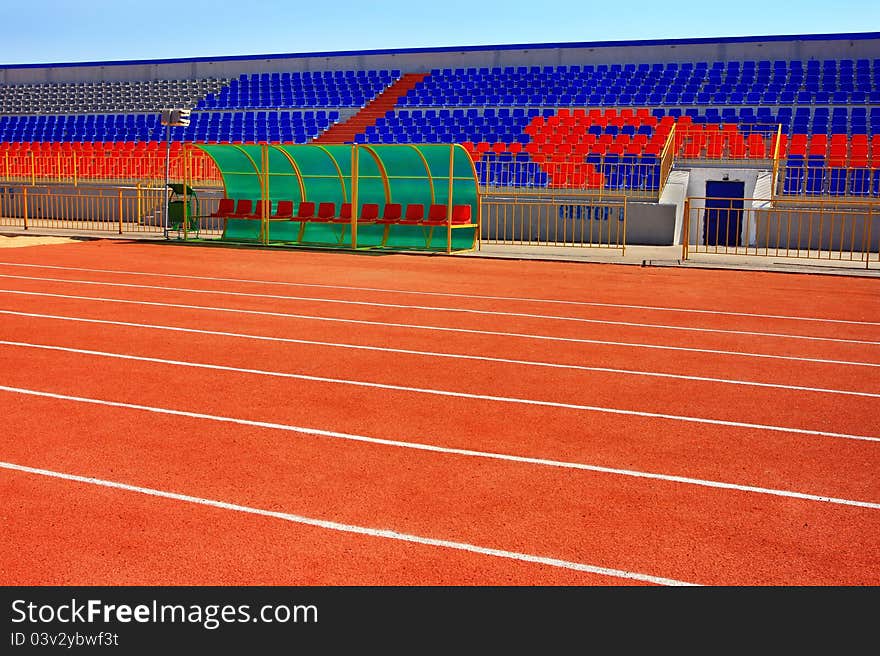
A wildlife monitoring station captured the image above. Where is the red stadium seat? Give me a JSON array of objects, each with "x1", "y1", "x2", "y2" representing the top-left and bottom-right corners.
[
  {"x1": 399, "y1": 204, "x2": 425, "y2": 224},
  {"x1": 376, "y1": 203, "x2": 403, "y2": 224},
  {"x1": 271, "y1": 200, "x2": 294, "y2": 219},
  {"x1": 245, "y1": 199, "x2": 269, "y2": 219},
  {"x1": 357, "y1": 203, "x2": 380, "y2": 223},
  {"x1": 330, "y1": 202, "x2": 353, "y2": 223},
  {"x1": 421, "y1": 203, "x2": 449, "y2": 225},
  {"x1": 229, "y1": 199, "x2": 254, "y2": 218},
  {"x1": 747, "y1": 134, "x2": 766, "y2": 158},
  {"x1": 331, "y1": 202, "x2": 379, "y2": 224},
  {"x1": 451, "y1": 204, "x2": 472, "y2": 224},
  {"x1": 296, "y1": 201, "x2": 316, "y2": 220},
  {"x1": 309, "y1": 202, "x2": 336, "y2": 222},
  {"x1": 210, "y1": 198, "x2": 236, "y2": 218}
]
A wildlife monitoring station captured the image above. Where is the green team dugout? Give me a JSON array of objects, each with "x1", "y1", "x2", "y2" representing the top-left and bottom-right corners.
[{"x1": 195, "y1": 143, "x2": 480, "y2": 253}]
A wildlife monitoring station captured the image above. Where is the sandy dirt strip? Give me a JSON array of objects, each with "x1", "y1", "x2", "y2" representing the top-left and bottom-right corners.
[{"x1": 0, "y1": 235, "x2": 81, "y2": 248}]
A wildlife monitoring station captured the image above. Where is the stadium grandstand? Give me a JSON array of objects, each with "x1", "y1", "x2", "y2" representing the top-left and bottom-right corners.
[{"x1": 1, "y1": 31, "x2": 878, "y2": 261}]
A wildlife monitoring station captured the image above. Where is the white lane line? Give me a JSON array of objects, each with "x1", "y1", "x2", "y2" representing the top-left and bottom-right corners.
[
  {"x1": 1, "y1": 313, "x2": 878, "y2": 399},
  {"x1": 2, "y1": 292, "x2": 880, "y2": 370},
  {"x1": 0, "y1": 460, "x2": 696, "y2": 586},
  {"x1": 0, "y1": 259, "x2": 877, "y2": 327},
  {"x1": 1, "y1": 272, "x2": 876, "y2": 346},
  {"x1": 1, "y1": 341, "x2": 878, "y2": 443},
  {"x1": 1, "y1": 385, "x2": 877, "y2": 511}
]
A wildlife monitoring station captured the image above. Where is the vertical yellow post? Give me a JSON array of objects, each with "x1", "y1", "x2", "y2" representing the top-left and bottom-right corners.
[
  {"x1": 681, "y1": 198, "x2": 690, "y2": 260},
  {"x1": 22, "y1": 187, "x2": 29, "y2": 231},
  {"x1": 262, "y1": 145, "x2": 269, "y2": 245},
  {"x1": 771, "y1": 124, "x2": 782, "y2": 199},
  {"x1": 658, "y1": 123, "x2": 676, "y2": 197},
  {"x1": 867, "y1": 204, "x2": 874, "y2": 270},
  {"x1": 118, "y1": 189, "x2": 123, "y2": 234},
  {"x1": 259, "y1": 143, "x2": 269, "y2": 245},
  {"x1": 351, "y1": 144, "x2": 359, "y2": 250},
  {"x1": 621, "y1": 196, "x2": 627, "y2": 256},
  {"x1": 447, "y1": 144, "x2": 455, "y2": 254},
  {"x1": 476, "y1": 189, "x2": 482, "y2": 252},
  {"x1": 182, "y1": 147, "x2": 190, "y2": 240}
]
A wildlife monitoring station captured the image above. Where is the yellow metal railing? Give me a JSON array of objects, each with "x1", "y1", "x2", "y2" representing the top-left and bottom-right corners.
[
  {"x1": 774, "y1": 160, "x2": 880, "y2": 199},
  {"x1": 0, "y1": 146, "x2": 224, "y2": 187},
  {"x1": 474, "y1": 154, "x2": 662, "y2": 200},
  {"x1": 673, "y1": 123, "x2": 782, "y2": 162},
  {"x1": 681, "y1": 196, "x2": 877, "y2": 268},
  {"x1": 481, "y1": 194, "x2": 626, "y2": 253},
  {"x1": 0, "y1": 184, "x2": 227, "y2": 236},
  {"x1": 658, "y1": 123, "x2": 676, "y2": 193}
]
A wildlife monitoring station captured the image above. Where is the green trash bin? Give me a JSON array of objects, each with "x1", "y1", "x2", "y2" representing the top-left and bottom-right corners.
[{"x1": 166, "y1": 183, "x2": 199, "y2": 239}]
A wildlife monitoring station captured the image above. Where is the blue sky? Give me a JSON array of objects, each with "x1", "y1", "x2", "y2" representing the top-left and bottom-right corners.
[{"x1": 3, "y1": 0, "x2": 879, "y2": 65}]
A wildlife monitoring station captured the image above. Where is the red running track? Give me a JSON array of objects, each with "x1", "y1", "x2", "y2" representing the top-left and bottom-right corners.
[{"x1": 0, "y1": 239, "x2": 878, "y2": 586}]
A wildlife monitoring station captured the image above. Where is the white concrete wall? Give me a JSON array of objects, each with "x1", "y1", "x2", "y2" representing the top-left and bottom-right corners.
[
  {"x1": 658, "y1": 170, "x2": 690, "y2": 246},
  {"x1": 746, "y1": 170, "x2": 775, "y2": 246},
  {"x1": 682, "y1": 167, "x2": 767, "y2": 245}
]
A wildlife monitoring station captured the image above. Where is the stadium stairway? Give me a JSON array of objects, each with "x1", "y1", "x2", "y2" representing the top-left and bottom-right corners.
[{"x1": 314, "y1": 73, "x2": 428, "y2": 144}]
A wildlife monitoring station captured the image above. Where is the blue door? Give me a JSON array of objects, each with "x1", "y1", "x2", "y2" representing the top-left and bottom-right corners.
[{"x1": 703, "y1": 180, "x2": 745, "y2": 247}]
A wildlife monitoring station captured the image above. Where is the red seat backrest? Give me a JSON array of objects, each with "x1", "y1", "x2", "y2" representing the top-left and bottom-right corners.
[
  {"x1": 250, "y1": 199, "x2": 265, "y2": 216},
  {"x1": 338, "y1": 203, "x2": 352, "y2": 220},
  {"x1": 404, "y1": 204, "x2": 424, "y2": 221},
  {"x1": 213, "y1": 198, "x2": 235, "y2": 215},
  {"x1": 452, "y1": 204, "x2": 472, "y2": 223},
  {"x1": 428, "y1": 204, "x2": 448, "y2": 221},
  {"x1": 382, "y1": 203, "x2": 402, "y2": 221},
  {"x1": 273, "y1": 200, "x2": 294, "y2": 218},
  {"x1": 234, "y1": 199, "x2": 253, "y2": 215},
  {"x1": 297, "y1": 201, "x2": 316, "y2": 218},
  {"x1": 360, "y1": 203, "x2": 379, "y2": 221},
  {"x1": 318, "y1": 202, "x2": 336, "y2": 219}
]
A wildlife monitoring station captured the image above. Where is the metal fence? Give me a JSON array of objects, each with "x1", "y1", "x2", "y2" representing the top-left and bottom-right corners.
[
  {"x1": 481, "y1": 194, "x2": 627, "y2": 252},
  {"x1": 0, "y1": 184, "x2": 228, "y2": 237},
  {"x1": 682, "y1": 196, "x2": 878, "y2": 268},
  {"x1": 0, "y1": 147, "x2": 223, "y2": 187}
]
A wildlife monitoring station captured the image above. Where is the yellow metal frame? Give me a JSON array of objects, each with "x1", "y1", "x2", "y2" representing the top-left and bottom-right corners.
[{"x1": 682, "y1": 195, "x2": 878, "y2": 269}]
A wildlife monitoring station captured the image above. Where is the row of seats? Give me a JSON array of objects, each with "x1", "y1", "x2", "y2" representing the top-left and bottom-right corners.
[
  {"x1": 783, "y1": 163, "x2": 880, "y2": 195},
  {"x1": 430, "y1": 60, "x2": 880, "y2": 78},
  {"x1": 198, "y1": 70, "x2": 402, "y2": 110},
  {"x1": 0, "y1": 78, "x2": 230, "y2": 115},
  {"x1": 0, "y1": 110, "x2": 341, "y2": 143},
  {"x1": 210, "y1": 199, "x2": 474, "y2": 226},
  {"x1": 2, "y1": 133, "x2": 877, "y2": 196},
  {"x1": 402, "y1": 59, "x2": 880, "y2": 108},
  {"x1": 3, "y1": 102, "x2": 879, "y2": 149}
]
